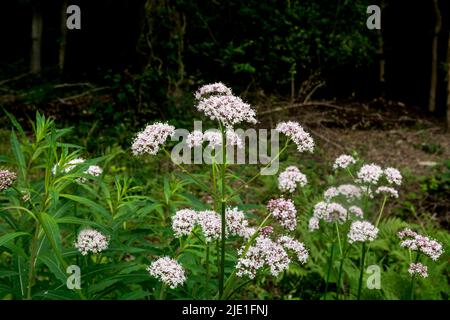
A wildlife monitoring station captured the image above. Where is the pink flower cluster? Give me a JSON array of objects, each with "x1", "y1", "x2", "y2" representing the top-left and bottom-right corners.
[
  {"x1": 276, "y1": 121, "x2": 314, "y2": 153},
  {"x1": 375, "y1": 186, "x2": 399, "y2": 198},
  {"x1": 356, "y1": 164, "x2": 383, "y2": 185},
  {"x1": 131, "y1": 122, "x2": 175, "y2": 156},
  {"x1": 333, "y1": 154, "x2": 356, "y2": 170},
  {"x1": 0, "y1": 169, "x2": 17, "y2": 192},
  {"x1": 278, "y1": 166, "x2": 307, "y2": 193},
  {"x1": 195, "y1": 88, "x2": 257, "y2": 127},
  {"x1": 408, "y1": 262, "x2": 428, "y2": 278},
  {"x1": 147, "y1": 257, "x2": 186, "y2": 289},
  {"x1": 74, "y1": 229, "x2": 109, "y2": 255},
  {"x1": 324, "y1": 184, "x2": 362, "y2": 202},
  {"x1": 236, "y1": 234, "x2": 308, "y2": 279},
  {"x1": 267, "y1": 198, "x2": 297, "y2": 231},
  {"x1": 186, "y1": 129, "x2": 243, "y2": 149},
  {"x1": 347, "y1": 221, "x2": 379, "y2": 244},
  {"x1": 308, "y1": 201, "x2": 347, "y2": 231},
  {"x1": 398, "y1": 228, "x2": 443, "y2": 261}
]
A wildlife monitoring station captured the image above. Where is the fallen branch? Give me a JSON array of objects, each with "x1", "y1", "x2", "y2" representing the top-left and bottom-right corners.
[
  {"x1": 55, "y1": 86, "x2": 110, "y2": 104},
  {"x1": 258, "y1": 101, "x2": 346, "y2": 116},
  {"x1": 0, "y1": 73, "x2": 31, "y2": 86}
]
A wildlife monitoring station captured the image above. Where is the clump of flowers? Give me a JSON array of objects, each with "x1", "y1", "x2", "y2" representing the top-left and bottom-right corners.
[
  {"x1": 309, "y1": 201, "x2": 348, "y2": 231},
  {"x1": 74, "y1": 229, "x2": 109, "y2": 255},
  {"x1": 333, "y1": 154, "x2": 356, "y2": 170},
  {"x1": 0, "y1": 169, "x2": 17, "y2": 192},
  {"x1": 147, "y1": 257, "x2": 186, "y2": 289},
  {"x1": 398, "y1": 228, "x2": 443, "y2": 261},
  {"x1": 356, "y1": 164, "x2": 383, "y2": 185},
  {"x1": 375, "y1": 186, "x2": 399, "y2": 198},
  {"x1": 172, "y1": 209, "x2": 198, "y2": 238},
  {"x1": 408, "y1": 263, "x2": 428, "y2": 278},
  {"x1": 267, "y1": 198, "x2": 297, "y2": 231},
  {"x1": 348, "y1": 221, "x2": 379, "y2": 243},
  {"x1": 324, "y1": 184, "x2": 362, "y2": 202},
  {"x1": 186, "y1": 131, "x2": 204, "y2": 148},
  {"x1": 236, "y1": 234, "x2": 308, "y2": 279},
  {"x1": 195, "y1": 85, "x2": 257, "y2": 127},
  {"x1": 278, "y1": 166, "x2": 307, "y2": 193},
  {"x1": 225, "y1": 207, "x2": 249, "y2": 238},
  {"x1": 276, "y1": 121, "x2": 314, "y2": 153},
  {"x1": 197, "y1": 210, "x2": 222, "y2": 242},
  {"x1": 384, "y1": 167, "x2": 402, "y2": 186},
  {"x1": 132, "y1": 122, "x2": 175, "y2": 156}
]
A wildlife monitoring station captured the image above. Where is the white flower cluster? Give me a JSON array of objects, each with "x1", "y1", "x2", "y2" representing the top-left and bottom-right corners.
[
  {"x1": 74, "y1": 229, "x2": 109, "y2": 255},
  {"x1": 384, "y1": 167, "x2": 402, "y2": 185},
  {"x1": 398, "y1": 228, "x2": 443, "y2": 261},
  {"x1": 324, "y1": 184, "x2": 362, "y2": 202},
  {"x1": 131, "y1": 122, "x2": 175, "y2": 156},
  {"x1": 348, "y1": 206, "x2": 364, "y2": 219},
  {"x1": 147, "y1": 257, "x2": 186, "y2": 289},
  {"x1": 333, "y1": 154, "x2": 356, "y2": 170},
  {"x1": 194, "y1": 82, "x2": 233, "y2": 100},
  {"x1": 347, "y1": 221, "x2": 379, "y2": 244},
  {"x1": 408, "y1": 262, "x2": 428, "y2": 278},
  {"x1": 375, "y1": 186, "x2": 399, "y2": 198},
  {"x1": 0, "y1": 169, "x2": 17, "y2": 192},
  {"x1": 308, "y1": 201, "x2": 348, "y2": 231},
  {"x1": 172, "y1": 209, "x2": 198, "y2": 237},
  {"x1": 195, "y1": 83, "x2": 257, "y2": 127},
  {"x1": 356, "y1": 164, "x2": 383, "y2": 185},
  {"x1": 276, "y1": 121, "x2": 314, "y2": 153},
  {"x1": 267, "y1": 198, "x2": 297, "y2": 231},
  {"x1": 278, "y1": 166, "x2": 307, "y2": 193},
  {"x1": 186, "y1": 129, "x2": 243, "y2": 149},
  {"x1": 236, "y1": 234, "x2": 308, "y2": 279},
  {"x1": 277, "y1": 235, "x2": 309, "y2": 264},
  {"x1": 172, "y1": 207, "x2": 252, "y2": 241}
]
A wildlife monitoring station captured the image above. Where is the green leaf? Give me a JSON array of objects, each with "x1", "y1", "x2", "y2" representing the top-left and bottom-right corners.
[
  {"x1": 0, "y1": 232, "x2": 29, "y2": 247},
  {"x1": 60, "y1": 194, "x2": 110, "y2": 218},
  {"x1": 38, "y1": 254, "x2": 67, "y2": 285},
  {"x1": 55, "y1": 216, "x2": 108, "y2": 233},
  {"x1": 10, "y1": 130, "x2": 26, "y2": 180},
  {"x1": 39, "y1": 212, "x2": 62, "y2": 257}
]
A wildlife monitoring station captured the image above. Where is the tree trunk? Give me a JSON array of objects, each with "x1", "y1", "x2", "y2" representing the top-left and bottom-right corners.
[
  {"x1": 58, "y1": 0, "x2": 68, "y2": 71},
  {"x1": 30, "y1": 1, "x2": 43, "y2": 74},
  {"x1": 446, "y1": 32, "x2": 450, "y2": 131},
  {"x1": 428, "y1": 0, "x2": 442, "y2": 112}
]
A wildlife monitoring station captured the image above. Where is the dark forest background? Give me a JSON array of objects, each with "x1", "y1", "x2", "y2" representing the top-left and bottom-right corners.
[{"x1": 1, "y1": 0, "x2": 449, "y2": 132}]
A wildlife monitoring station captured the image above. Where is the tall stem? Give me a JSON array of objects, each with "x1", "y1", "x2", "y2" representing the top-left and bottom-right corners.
[
  {"x1": 409, "y1": 253, "x2": 420, "y2": 300},
  {"x1": 375, "y1": 196, "x2": 387, "y2": 228},
  {"x1": 205, "y1": 244, "x2": 210, "y2": 293},
  {"x1": 324, "y1": 241, "x2": 335, "y2": 300},
  {"x1": 357, "y1": 242, "x2": 367, "y2": 300},
  {"x1": 218, "y1": 125, "x2": 227, "y2": 299},
  {"x1": 26, "y1": 221, "x2": 40, "y2": 300}
]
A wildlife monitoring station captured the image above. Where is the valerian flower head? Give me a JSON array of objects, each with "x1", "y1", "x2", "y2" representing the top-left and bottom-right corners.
[
  {"x1": 348, "y1": 206, "x2": 364, "y2": 219},
  {"x1": 348, "y1": 221, "x2": 379, "y2": 244},
  {"x1": 172, "y1": 209, "x2": 198, "y2": 238},
  {"x1": 186, "y1": 131, "x2": 204, "y2": 148},
  {"x1": 75, "y1": 229, "x2": 109, "y2": 255},
  {"x1": 311, "y1": 201, "x2": 347, "y2": 229},
  {"x1": 384, "y1": 167, "x2": 402, "y2": 186},
  {"x1": 147, "y1": 257, "x2": 186, "y2": 289},
  {"x1": 276, "y1": 121, "x2": 314, "y2": 153},
  {"x1": 333, "y1": 154, "x2": 356, "y2": 170},
  {"x1": 260, "y1": 226, "x2": 274, "y2": 237},
  {"x1": 195, "y1": 94, "x2": 257, "y2": 127},
  {"x1": 197, "y1": 210, "x2": 222, "y2": 242},
  {"x1": 278, "y1": 166, "x2": 307, "y2": 193},
  {"x1": 277, "y1": 235, "x2": 309, "y2": 264},
  {"x1": 0, "y1": 170, "x2": 17, "y2": 192},
  {"x1": 375, "y1": 186, "x2": 399, "y2": 198},
  {"x1": 398, "y1": 229, "x2": 443, "y2": 261},
  {"x1": 201, "y1": 130, "x2": 242, "y2": 148},
  {"x1": 324, "y1": 184, "x2": 362, "y2": 202},
  {"x1": 131, "y1": 122, "x2": 175, "y2": 156},
  {"x1": 194, "y1": 82, "x2": 233, "y2": 100},
  {"x1": 236, "y1": 235, "x2": 290, "y2": 279},
  {"x1": 267, "y1": 198, "x2": 297, "y2": 231},
  {"x1": 85, "y1": 165, "x2": 103, "y2": 177},
  {"x1": 356, "y1": 164, "x2": 383, "y2": 185},
  {"x1": 408, "y1": 263, "x2": 428, "y2": 278},
  {"x1": 225, "y1": 207, "x2": 249, "y2": 238}
]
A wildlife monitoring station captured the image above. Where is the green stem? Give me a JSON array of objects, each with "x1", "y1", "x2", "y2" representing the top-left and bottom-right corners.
[
  {"x1": 205, "y1": 244, "x2": 210, "y2": 293},
  {"x1": 226, "y1": 139, "x2": 290, "y2": 200},
  {"x1": 375, "y1": 196, "x2": 387, "y2": 228},
  {"x1": 159, "y1": 283, "x2": 166, "y2": 300},
  {"x1": 409, "y1": 253, "x2": 420, "y2": 300},
  {"x1": 218, "y1": 212, "x2": 273, "y2": 299},
  {"x1": 324, "y1": 241, "x2": 336, "y2": 300},
  {"x1": 218, "y1": 126, "x2": 227, "y2": 299},
  {"x1": 335, "y1": 222, "x2": 343, "y2": 256},
  {"x1": 357, "y1": 242, "x2": 367, "y2": 300},
  {"x1": 336, "y1": 246, "x2": 350, "y2": 300},
  {"x1": 26, "y1": 221, "x2": 40, "y2": 300}
]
